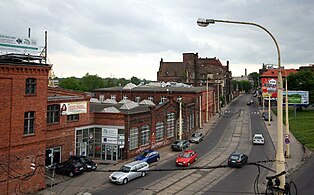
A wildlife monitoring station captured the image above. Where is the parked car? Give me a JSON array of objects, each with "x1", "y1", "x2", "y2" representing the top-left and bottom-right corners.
[
  {"x1": 54, "y1": 161, "x2": 84, "y2": 177},
  {"x1": 135, "y1": 150, "x2": 160, "y2": 163},
  {"x1": 175, "y1": 150, "x2": 198, "y2": 167},
  {"x1": 108, "y1": 161, "x2": 149, "y2": 184},
  {"x1": 253, "y1": 133, "x2": 265, "y2": 145},
  {"x1": 227, "y1": 152, "x2": 248, "y2": 168},
  {"x1": 247, "y1": 101, "x2": 252, "y2": 105},
  {"x1": 189, "y1": 132, "x2": 203, "y2": 144},
  {"x1": 264, "y1": 113, "x2": 273, "y2": 121},
  {"x1": 68, "y1": 155, "x2": 97, "y2": 171},
  {"x1": 262, "y1": 111, "x2": 267, "y2": 118},
  {"x1": 171, "y1": 140, "x2": 190, "y2": 151}
]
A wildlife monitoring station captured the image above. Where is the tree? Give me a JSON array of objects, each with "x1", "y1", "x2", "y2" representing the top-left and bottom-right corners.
[
  {"x1": 59, "y1": 77, "x2": 81, "y2": 91},
  {"x1": 248, "y1": 72, "x2": 260, "y2": 89},
  {"x1": 130, "y1": 76, "x2": 141, "y2": 85},
  {"x1": 239, "y1": 80, "x2": 252, "y2": 92},
  {"x1": 81, "y1": 73, "x2": 105, "y2": 92},
  {"x1": 288, "y1": 70, "x2": 314, "y2": 105}
]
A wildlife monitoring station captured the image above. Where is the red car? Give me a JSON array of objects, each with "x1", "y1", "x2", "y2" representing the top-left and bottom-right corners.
[{"x1": 175, "y1": 150, "x2": 198, "y2": 167}]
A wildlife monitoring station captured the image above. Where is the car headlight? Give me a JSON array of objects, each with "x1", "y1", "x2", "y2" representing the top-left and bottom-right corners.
[
  {"x1": 86, "y1": 165, "x2": 91, "y2": 168},
  {"x1": 183, "y1": 162, "x2": 186, "y2": 164}
]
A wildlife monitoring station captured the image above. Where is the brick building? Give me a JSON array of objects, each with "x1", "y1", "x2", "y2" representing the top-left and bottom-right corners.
[
  {"x1": 0, "y1": 54, "x2": 51, "y2": 194},
  {"x1": 93, "y1": 83, "x2": 215, "y2": 160},
  {"x1": 157, "y1": 52, "x2": 233, "y2": 103}
]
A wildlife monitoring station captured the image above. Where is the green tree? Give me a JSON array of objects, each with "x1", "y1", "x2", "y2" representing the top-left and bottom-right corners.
[
  {"x1": 239, "y1": 80, "x2": 252, "y2": 92},
  {"x1": 131, "y1": 76, "x2": 141, "y2": 85},
  {"x1": 59, "y1": 77, "x2": 81, "y2": 91},
  {"x1": 288, "y1": 70, "x2": 314, "y2": 105},
  {"x1": 248, "y1": 72, "x2": 260, "y2": 89},
  {"x1": 81, "y1": 73, "x2": 105, "y2": 92}
]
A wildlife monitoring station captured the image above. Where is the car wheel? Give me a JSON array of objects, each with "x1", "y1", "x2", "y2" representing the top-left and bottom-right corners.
[
  {"x1": 123, "y1": 178, "x2": 128, "y2": 184},
  {"x1": 69, "y1": 172, "x2": 74, "y2": 177},
  {"x1": 141, "y1": 172, "x2": 146, "y2": 177},
  {"x1": 196, "y1": 141, "x2": 199, "y2": 144},
  {"x1": 156, "y1": 157, "x2": 160, "y2": 161}
]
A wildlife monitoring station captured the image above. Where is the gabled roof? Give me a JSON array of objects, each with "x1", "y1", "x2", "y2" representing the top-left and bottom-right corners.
[
  {"x1": 119, "y1": 101, "x2": 139, "y2": 110},
  {"x1": 103, "y1": 99, "x2": 117, "y2": 104},
  {"x1": 119, "y1": 99, "x2": 132, "y2": 104},
  {"x1": 123, "y1": 83, "x2": 137, "y2": 90},
  {"x1": 139, "y1": 99, "x2": 155, "y2": 106},
  {"x1": 101, "y1": 106, "x2": 120, "y2": 113}
]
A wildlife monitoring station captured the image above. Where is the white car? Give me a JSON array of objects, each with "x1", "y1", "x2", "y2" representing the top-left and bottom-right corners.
[
  {"x1": 253, "y1": 133, "x2": 265, "y2": 145},
  {"x1": 109, "y1": 161, "x2": 149, "y2": 184}
]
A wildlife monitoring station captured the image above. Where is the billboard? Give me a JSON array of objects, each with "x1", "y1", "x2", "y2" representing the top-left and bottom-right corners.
[
  {"x1": 0, "y1": 33, "x2": 40, "y2": 55},
  {"x1": 60, "y1": 101, "x2": 87, "y2": 115},
  {"x1": 262, "y1": 77, "x2": 277, "y2": 98},
  {"x1": 283, "y1": 91, "x2": 309, "y2": 106}
]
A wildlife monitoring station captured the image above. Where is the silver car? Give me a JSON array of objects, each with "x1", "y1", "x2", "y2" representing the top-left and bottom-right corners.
[
  {"x1": 189, "y1": 132, "x2": 203, "y2": 144},
  {"x1": 109, "y1": 161, "x2": 149, "y2": 184}
]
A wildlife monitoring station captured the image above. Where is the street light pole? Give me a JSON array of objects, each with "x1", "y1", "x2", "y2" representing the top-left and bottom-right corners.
[
  {"x1": 197, "y1": 18, "x2": 285, "y2": 190},
  {"x1": 206, "y1": 76, "x2": 209, "y2": 122},
  {"x1": 285, "y1": 75, "x2": 290, "y2": 158}
]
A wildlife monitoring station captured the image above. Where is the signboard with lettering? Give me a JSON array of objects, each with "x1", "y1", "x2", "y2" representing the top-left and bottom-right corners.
[
  {"x1": 102, "y1": 128, "x2": 118, "y2": 144},
  {"x1": 262, "y1": 78, "x2": 278, "y2": 98},
  {"x1": 283, "y1": 91, "x2": 309, "y2": 106},
  {"x1": 60, "y1": 101, "x2": 87, "y2": 115},
  {"x1": 0, "y1": 34, "x2": 40, "y2": 55}
]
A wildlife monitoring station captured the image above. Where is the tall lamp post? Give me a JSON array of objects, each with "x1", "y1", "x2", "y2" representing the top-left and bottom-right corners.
[
  {"x1": 197, "y1": 18, "x2": 285, "y2": 190},
  {"x1": 285, "y1": 73, "x2": 290, "y2": 158}
]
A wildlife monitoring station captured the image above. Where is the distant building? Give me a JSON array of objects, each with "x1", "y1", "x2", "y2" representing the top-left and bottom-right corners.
[
  {"x1": 299, "y1": 64, "x2": 314, "y2": 72},
  {"x1": 157, "y1": 52, "x2": 233, "y2": 103}
]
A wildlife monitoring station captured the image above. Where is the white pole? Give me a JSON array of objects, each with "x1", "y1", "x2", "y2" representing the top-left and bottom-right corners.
[
  {"x1": 179, "y1": 100, "x2": 182, "y2": 140},
  {"x1": 285, "y1": 76, "x2": 290, "y2": 158}
]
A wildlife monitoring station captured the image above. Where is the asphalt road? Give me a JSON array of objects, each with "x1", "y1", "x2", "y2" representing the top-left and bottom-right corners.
[
  {"x1": 92, "y1": 95, "x2": 276, "y2": 194},
  {"x1": 207, "y1": 95, "x2": 275, "y2": 194}
]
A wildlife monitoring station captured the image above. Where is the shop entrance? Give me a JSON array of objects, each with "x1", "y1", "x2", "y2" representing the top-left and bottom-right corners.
[{"x1": 102, "y1": 145, "x2": 118, "y2": 161}]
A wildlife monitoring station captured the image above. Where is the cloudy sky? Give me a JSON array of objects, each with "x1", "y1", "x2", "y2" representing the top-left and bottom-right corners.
[{"x1": 1, "y1": 0, "x2": 313, "y2": 80}]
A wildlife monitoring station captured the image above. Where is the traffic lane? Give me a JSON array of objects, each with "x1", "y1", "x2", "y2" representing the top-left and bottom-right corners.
[
  {"x1": 289, "y1": 154, "x2": 314, "y2": 194},
  {"x1": 206, "y1": 97, "x2": 275, "y2": 194},
  {"x1": 92, "y1": 97, "x2": 245, "y2": 194}
]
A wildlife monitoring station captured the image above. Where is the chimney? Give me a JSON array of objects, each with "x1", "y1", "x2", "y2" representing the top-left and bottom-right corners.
[
  {"x1": 226, "y1": 60, "x2": 229, "y2": 71},
  {"x1": 245, "y1": 68, "x2": 247, "y2": 76}
]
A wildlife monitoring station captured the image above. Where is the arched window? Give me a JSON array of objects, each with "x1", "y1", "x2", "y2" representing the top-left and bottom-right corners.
[
  {"x1": 129, "y1": 127, "x2": 139, "y2": 150},
  {"x1": 141, "y1": 125, "x2": 150, "y2": 146},
  {"x1": 167, "y1": 112, "x2": 175, "y2": 138}
]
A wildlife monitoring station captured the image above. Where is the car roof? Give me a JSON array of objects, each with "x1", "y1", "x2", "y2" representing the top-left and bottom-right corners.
[
  {"x1": 230, "y1": 152, "x2": 243, "y2": 156},
  {"x1": 253, "y1": 133, "x2": 263, "y2": 136},
  {"x1": 124, "y1": 160, "x2": 148, "y2": 167}
]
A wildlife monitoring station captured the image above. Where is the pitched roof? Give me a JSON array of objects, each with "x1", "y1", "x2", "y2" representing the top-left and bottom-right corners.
[{"x1": 260, "y1": 69, "x2": 298, "y2": 77}]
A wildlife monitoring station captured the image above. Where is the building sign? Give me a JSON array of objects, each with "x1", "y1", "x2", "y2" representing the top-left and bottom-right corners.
[
  {"x1": 283, "y1": 91, "x2": 309, "y2": 106},
  {"x1": 102, "y1": 128, "x2": 118, "y2": 144},
  {"x1": 262, "y1": 78, "x2": 278, "y2": 98},
  {"x1": 0, "y1": 34, "x2": 40, "y2": 55},
  {"x1": 60, "y1": 101, "x2": 87, "y2": 115}
]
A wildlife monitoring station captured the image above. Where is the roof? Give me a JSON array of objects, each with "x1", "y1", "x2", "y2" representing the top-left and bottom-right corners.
[
  {"x1": 90, "y1": 102, "x2": 150, "y2": 114},
  {"x1": 260, "y1": 69, "x2": 298, "y2": 77},
  {"x1": 101, "y1": 106, "x2": 120, "y2": 113},
  {"x1": 94, "y1": 86, "x2": 211, "y2": 93},
  {"x1": 139, "y1": 99, "x2": 155, "y2": 106}
]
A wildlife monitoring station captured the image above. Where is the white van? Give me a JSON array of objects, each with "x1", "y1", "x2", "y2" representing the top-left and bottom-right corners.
[{"x1": 109, "y1": 161, "x2": 149, "y2": 184}]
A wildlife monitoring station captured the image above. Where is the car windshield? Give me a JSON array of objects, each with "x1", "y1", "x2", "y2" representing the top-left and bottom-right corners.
[
  {"x1": 192, "y1": 133, "x2": 200, "y2": 137},
  {"x1": 229, "y1": 155, "x2": 239, "y2": 160},
  {"x1": 254, "y1": 136, "x2": 263, "y2": 139},
  {"x1": 180, "y1": 153, "x2": 191, "y2": 158},
  {"x1": 140, "y1": 151, "x2": 149, "y2": 157},
  {"x1": 80, "y1": 156, "x2": 91, "y2": 163},
  {"x1": 119, "y1": 166, "x2": 131, "y2": 172},
  {"x1": 173, "y1": 140, "x2": 180, "y2": 144}
]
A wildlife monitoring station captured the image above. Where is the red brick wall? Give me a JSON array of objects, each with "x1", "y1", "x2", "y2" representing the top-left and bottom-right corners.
[{"x1": 0, "y1": 64, "x2": 50, "y2": 194}]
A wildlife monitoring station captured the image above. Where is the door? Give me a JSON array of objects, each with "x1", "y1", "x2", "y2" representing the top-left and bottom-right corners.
[{"x1": 104, "y1": 145, "x2": 118, "y2": 161}]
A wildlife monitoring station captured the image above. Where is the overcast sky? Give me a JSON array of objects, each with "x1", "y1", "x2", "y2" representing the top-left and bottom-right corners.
[{"x1": 1, "y1": 0, "x2": 313, "y2": 80}]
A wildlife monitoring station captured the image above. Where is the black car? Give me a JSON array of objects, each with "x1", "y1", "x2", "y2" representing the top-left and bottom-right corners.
[
  {"x1": 263, "y1": 113, "x2": 273, "y2": 121},
  {"x1": 171, "y1": 140, "x2": 190, "y2": 151},
  {"x1": 227, "y1": 152, "x2": 248, "y2": 168},
  {"x1": 68, "y1": 155, "x2": 97, "y2": 171},
  {"x1": 54, "y1": 161, "x2": 84, "y2": 177}
]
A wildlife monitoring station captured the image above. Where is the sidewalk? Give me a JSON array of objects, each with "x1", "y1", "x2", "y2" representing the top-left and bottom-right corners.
[{"x1": 263, "y1": 110, "x2": 311, "y2": 175}]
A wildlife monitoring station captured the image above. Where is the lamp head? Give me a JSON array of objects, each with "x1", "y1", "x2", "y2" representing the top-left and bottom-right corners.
[{"x1": 197, "y1": 18, "x2": 215, "y2": 27}]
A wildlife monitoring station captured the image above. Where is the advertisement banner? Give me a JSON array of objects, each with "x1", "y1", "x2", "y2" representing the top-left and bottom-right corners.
[
  {"x1": 262, "y1": 78, "x2": 278, "y2": 98},
  {"x1": 60, "y1": 101, "x2": 87, "y2": 115},
  {"x1": 102, "y1": 128, "x2": 118, "y2": 138},
  {"x1": 0, "y1": 34, "x2": 40, "y2": 55},
  {"x1": 283, "y1": 91, "x2": 309, "y2": 105}
]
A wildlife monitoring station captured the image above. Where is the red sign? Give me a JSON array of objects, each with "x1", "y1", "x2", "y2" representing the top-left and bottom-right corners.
[{"x1": 261, "y1": 78, "x2": 277, "y2": 98}]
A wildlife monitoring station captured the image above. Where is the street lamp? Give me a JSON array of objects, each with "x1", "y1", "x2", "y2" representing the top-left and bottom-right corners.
[{"x1": 197, "y1": 18, "x2": 285, "y2": 190}]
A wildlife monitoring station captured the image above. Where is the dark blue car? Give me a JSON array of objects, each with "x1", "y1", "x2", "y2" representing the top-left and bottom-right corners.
[{"x1": 135, "y1": 150, "x2": 160, "y2": 164}]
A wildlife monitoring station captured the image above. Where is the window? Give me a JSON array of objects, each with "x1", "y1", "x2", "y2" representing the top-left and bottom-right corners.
[
  {"x1": 111, "y1": 95, "x2": 116, "y2": 100},
  {"x1": 135, "y1": 96, "x2": 140, "y2": 103},
  {"x1": 25, "y1": 78, "x2": 36, "y2": 94},
  {"x1": 24, "y1": 111, "x2": 35, "y2": 135},
  {"x1": 141, "y1": 125, "x2": 150, "y2": 146},
  {"x1": 47, "y1": 104, "x2": 60, "y2": 124},
  {"x1": 130, "y1": 127, "x2": 139, "y2": 150},
  {"x1": 99, "y1": 95, "x2": 104, "y2": 102},
  {"x1": 148, "y1": 96, "x2": 153, "y2": 102},
  {"x1": 67, "y1": 114, "x2": 79, "y2": 121},
  {"x1": 123, "y1": 95, "x2": 128, "y2": 100},
  {"x1": 155, "y1": 122, "x2": 164, "y2": 141},
  {"x1": 190, "y1": 113, "x2": 194, "y2": 131},
  {"x1": 161, "y1": 96, "x2": 167, "y2": 103},
  {"x1": 167, "y1": 112, "x2": 175, "y2": 138},
  {"x1": 176, "y1": 118, "x2": 184, "y2": 133}
]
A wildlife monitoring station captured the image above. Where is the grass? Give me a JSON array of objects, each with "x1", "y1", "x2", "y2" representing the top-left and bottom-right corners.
[{"x1": 273, "y1": 109, "x2": 314, "y2": 151}]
